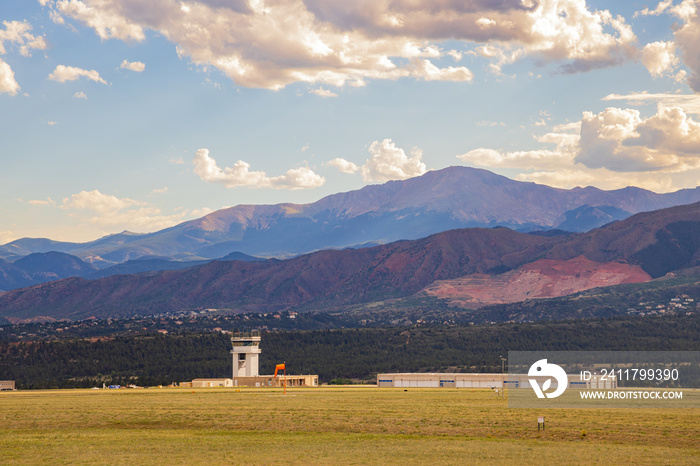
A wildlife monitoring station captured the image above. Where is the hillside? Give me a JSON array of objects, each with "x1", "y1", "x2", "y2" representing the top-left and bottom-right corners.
[
  {"x1": 3, "y1": 166, "x2": 700, "y2": 264},
  {"x1": 421, "y1": 256, "x2": 652, "y2": 308},
  {"x1": 0, "y1": 252, "x2": 97, "y2": 292},
  {"x1": 1, "y1": 202, "x2": 698, "y2": 322}
]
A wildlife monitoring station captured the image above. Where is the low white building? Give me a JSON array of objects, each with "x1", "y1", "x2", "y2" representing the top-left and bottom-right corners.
[
  {"x1": 191, "y1": 378, "x2": 234, "y2": 388},
  {"x1": 377, "y1": 373, "x2": 615, "y2": 389}
]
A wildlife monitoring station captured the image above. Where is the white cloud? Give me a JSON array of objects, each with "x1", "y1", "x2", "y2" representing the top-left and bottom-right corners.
[
  {"x1": 635, "y1": 1, "x2": 700, "y2": 91},
  {"x1": 62, "y1": 190, "x2": 144, "y2": 213},
  {"x1": 120, "y1": 59, "x2": 145, "y2": 72},
  {"x1": 634, "y1": 0, "x2": 673, "y2": 17},
  {"x1": 52, "y1": 0, "x2": 146, "y2": 41},
  {"x1": 577, "y1": 106, "x2": 700, "y2": 172},
  {"x1": 326, "y1": 157, "x2": 359, "y2": 174},
  {"x1": 360, "y1": 139, "x2": 427, "y2": 182},
  {"x1": 458, "y1": 147, "x2": 573, "y2": 169},
  {"x1": 641, "y1": 41, "x2": 678, "y2": 77},
  {"x1": 671, "y1": 0, "x2": 700, "y2": 91},
  {"x1": 43, "y1": 0, "x2": 637, "y2": 90},
  {"x1": 457, "y1": 106, "x2": 700, "y2": 191},
  {"x1": 327, "y1": 139, "x2": 428, "y2": 182},
  {"x1": 193, "y1": 148, "x2": 325, "y2": 189},
  {"x1": 309, "y1": 87, "x2": 337, "y2": 97},
  {"x1": 152, "y1": 187, "x2": 168, "y2": 194},
  {"x1": 47, "y1": 120, "x2": 58, "y2": 125},
  {"x1": 0, "y1": 20, "x2": 47, "y2": 57},
  {"x1": 446, "y1": 49, "x2": 462, "y2": 61},
  {"x1": 60, "y1": 189, "x2": 187, "y2": 232},
  {"x1": 410, "y1": 59, "x2": 473, "y2": 82},
  {"x1": 670, "y1": 0, "x2": 697, "y2": 21},
  {"x1": 73, "y1": 90, "x2": 87, "y2": 99},
  {"x1": 602, "y1": 92, "x2": 700, "y2": 115},
  {"x1": 0, "y1": 58, "x2": 20, "y2": 95},
  {"x1": 49, "y1": 65, "x2": 108, "y2": 84},
  {"x1": 0, "y1": 20, "x2": 48, "y2": 95},
  {"x1": 28, "y1": 197, "x2": 56, "y2": 206},
  {"x1": 458, "y1": 122, "x2": 580, "y2": 169}
]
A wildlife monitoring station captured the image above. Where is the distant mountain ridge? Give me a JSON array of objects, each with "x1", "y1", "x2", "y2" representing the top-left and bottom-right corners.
[
  {"x1": 1, "y1": 201, "x2": 698, "y2": 322},
  {"x1": 0, "y1": 250, "x2": 262, "y2": 292},
  {"x1": 2, "y1": 166, "x2": 700, "y2": 264},
  {"x1": 0, "y1": 252, "x2": 96, "y2": 293}
]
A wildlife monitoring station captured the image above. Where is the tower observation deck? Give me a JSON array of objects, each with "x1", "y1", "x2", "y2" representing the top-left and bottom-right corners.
[{"x1": 231, "y1": 332, "x2": 261, "y2": 378}]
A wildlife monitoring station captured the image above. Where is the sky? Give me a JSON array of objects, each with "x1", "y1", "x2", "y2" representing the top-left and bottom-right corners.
[{"x1": 1, "y1": 0, "x2": 700, "y2": 244}]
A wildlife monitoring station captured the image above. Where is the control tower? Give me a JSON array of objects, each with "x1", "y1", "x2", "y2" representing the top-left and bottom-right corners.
[{"x1": 231, "y1": 332, "x2": 261, "y2": 379}]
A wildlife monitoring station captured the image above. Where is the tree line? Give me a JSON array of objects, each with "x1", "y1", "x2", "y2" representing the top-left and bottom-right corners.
[{"x1": 1, "y1": 314, "x2": 698, "y2": 389}]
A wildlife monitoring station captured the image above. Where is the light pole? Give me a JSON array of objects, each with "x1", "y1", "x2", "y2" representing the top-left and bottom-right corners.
[{"x1": 500, "y1": 355, "x2": 506, "y2": 374}]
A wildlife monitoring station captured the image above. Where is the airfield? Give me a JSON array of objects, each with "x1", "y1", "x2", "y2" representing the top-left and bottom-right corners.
[{"x1": 1, "y1": 386, "x2": 698, "y2": 464}]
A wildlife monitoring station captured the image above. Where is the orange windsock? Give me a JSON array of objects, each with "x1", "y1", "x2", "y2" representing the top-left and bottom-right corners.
[{"x1": 274, "y1": 363, "x2": 286, "y2": 377}]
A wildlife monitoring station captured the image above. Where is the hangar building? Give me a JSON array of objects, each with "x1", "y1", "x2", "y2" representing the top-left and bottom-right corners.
[{"x1": 376, "y1": 373, "x2": 615, "y2": 389}]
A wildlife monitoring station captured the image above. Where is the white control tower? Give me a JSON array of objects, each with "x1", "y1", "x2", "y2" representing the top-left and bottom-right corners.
[{"x1": 231, "y1": 332, "x2": 261, "y2": 378}]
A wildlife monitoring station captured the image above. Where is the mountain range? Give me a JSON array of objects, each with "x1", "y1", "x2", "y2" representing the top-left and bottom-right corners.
[
  {"x1": 3, "y1": 166, "x2": 700, "y2": 266},
  {"x1": 1, "y1": 201, "x2": 698, "y2": 322},
  {"x1": 0, "y1": 251, "x2": 262, "y2": 293}
]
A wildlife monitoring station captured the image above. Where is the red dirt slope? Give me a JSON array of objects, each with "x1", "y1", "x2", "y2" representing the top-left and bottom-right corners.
[{"x1": 421, "y1": 255, "x2": 652, "y2": 308}]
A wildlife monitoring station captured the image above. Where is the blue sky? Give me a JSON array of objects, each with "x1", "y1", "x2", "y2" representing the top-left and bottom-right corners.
[{"x1": 2, "y1": 0, "x2": 700, "y2": 243}]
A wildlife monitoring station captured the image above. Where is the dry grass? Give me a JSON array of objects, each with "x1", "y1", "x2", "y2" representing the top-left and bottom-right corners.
[{"x1": 1, "y1": 387, "x2": 698, "y2": 464}]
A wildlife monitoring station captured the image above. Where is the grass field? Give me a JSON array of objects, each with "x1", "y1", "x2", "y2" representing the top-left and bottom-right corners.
[{"x1": 1, "y1": 386, "x2": 698, "y2": 464}]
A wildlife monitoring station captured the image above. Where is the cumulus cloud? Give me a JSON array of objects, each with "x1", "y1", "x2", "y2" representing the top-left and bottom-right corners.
[
  {"x1": 51, "y1": 0, "x2": 146, "y2": 41},
  {"x1": 641, "y1": 41, "x2": 678, "y2": 78},
  {"x1": 326, "y1": 158, "x2": 359, "y2": 174},
  {"x1": 73, "y1": 90, "x2": 87, "y2": 99},
  {"x1": 634, "y1": 1, "x2": 700, "y2": 90},
  {"x1": 0, "y1": 58, "x2": 20, "y2": 95},
  {"x1": 576, "y1": 106, "x2": 700, "y2": 172},
  {"x1": 62, "y1": 190, "x2": 144, "y2": 212},
  {"x1": 410, "y1": 58, "x2": 473, "y2": 81},
  {"x1": 635, "y1": 0, "x2": 673, "y2": 17},
  {"x1": 461, "y1": 106, "x2": 700, "y2": 176},
  {"x1": 0, "y1": 20, "x2": 47, "y2": 57},
  {"x1": 602, "y1": 92, "x2": 700, "y2": 115},
  {"x1": 0, "y1": 20, "x2": 47, "y2": 95},
  {"x1": 327, "y1": 139, "x2": 427, "y2": 182},
  {"x1": 458, "y1": 122, "x2": 580, "y2": 169},
  {"x1": 670, "y1": 0, "x2": 700, "y2": 91},
  {"x1": 42, "y1": 0, "x2": 635, "y2": 89},
  {"x1": 309, "y1": 87, "x2": 337, "y2": 97},
  {"x1": 61, "y1": 189, "x2": 188, "y2": 231},
  {"x1": 49, "y1": 64, "x2": 108, "y2": 84},
  {"x1": 365, "y1": 139, "x2": 427, "y2": 182},
  {"x1": 120, "y1": 59, "x2": 145, "y2": 72},
  {"x1": 457, "y1": 105, "x2": 700, "y2": 191},
  {"x1": 193, "y1": 148, "x2": 325, "y2": 189}
]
